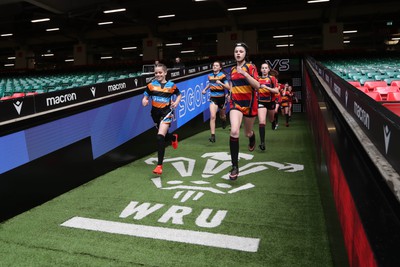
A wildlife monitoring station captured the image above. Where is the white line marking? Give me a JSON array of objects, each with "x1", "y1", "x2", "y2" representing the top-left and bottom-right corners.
[{"x1": 61, "y1": 216, "x2": 260, "y2": 252}]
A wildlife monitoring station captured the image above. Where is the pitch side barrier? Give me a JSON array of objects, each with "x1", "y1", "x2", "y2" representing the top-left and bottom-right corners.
[
  {"x1": 305, "y1": 58, "x2": 400, "y2": 267},
  {"x1": 307, "y1": 57, "x2": 400, "y2": 177},
  {"x1": 0, "y1": 61, "x2": 235, "y2": 175},
  {"x1": 0, "y1": 63, "x2": 233, "y2": 125}
]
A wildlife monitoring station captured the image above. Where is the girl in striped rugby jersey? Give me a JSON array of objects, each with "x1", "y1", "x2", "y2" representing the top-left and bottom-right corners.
[
  {"x1": 142, "y1": 63, "x2": 182, "y2": 175},
  {"x1": 228, "y1": 42, "x2": 260, "y2": 180}
]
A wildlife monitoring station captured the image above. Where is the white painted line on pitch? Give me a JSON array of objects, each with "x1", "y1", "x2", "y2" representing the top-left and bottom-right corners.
[{"x1": 61, "y1": 216, "x2": 260, "y2": 252}]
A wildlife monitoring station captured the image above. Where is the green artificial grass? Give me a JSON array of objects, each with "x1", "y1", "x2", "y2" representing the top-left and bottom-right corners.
[{"x1": 0, "y1": 113, "x2": 341, "y2": 266}]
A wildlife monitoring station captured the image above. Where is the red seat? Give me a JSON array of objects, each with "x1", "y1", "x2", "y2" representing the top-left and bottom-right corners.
[
  {"x1": 356, "y1": 86, "x2": 369, "y2": 92},
  {"x1": 11, "y1": 92, "x2": 25, "y2": 98},
  {"x1": 0, "y1": 95, "x2": 13, "y2": 101},
  {"x1": 365, "y1": 91, "x2": 383, "y2": 101},
  {"x1": 364, "y1": 81, "x2": 387, "y2": 90},
  {"x1": 386, "y1": 92, "x2": 400, "y2": 101},
  {"x1": 26, "y1": 91, "x2": 39, "y2": 96},
  {"x1": 382, "y1": 103, "x2": 400, "y2": 116},
  {"x1": 348, "y1": 81, "x2": 361, "y2": 87},
  {"x1": 373, "y1": 86, "x2": 400, "y2": 100},
  {"x1": 374, "y1": 86, "x2": 400, "y2": 93},
  {"x1": 390, "y1": 80, "x2": 400, "y2": 87}
]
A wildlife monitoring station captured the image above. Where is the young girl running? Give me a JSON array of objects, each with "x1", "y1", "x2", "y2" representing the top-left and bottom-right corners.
[
  {"x1": 257, "y1": 63, "x2": 279, "y2": 150},
  {"x1": 202, "y1": 61, "x2": 230, "y2": 143},
  {"x1": 142, "y1": 63, "x2": 182, "y2": 175},
  {"x1": 228, "y1": 42, "x2": 260, "y2": 180}
]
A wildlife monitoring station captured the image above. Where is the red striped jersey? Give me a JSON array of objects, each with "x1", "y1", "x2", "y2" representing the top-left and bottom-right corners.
[
  {"x1": 229, "y1": 63, "x2": 259, "y2": 115},
  {"x1": 259, "y1": 75, "x2": 278, "y2": 102}
]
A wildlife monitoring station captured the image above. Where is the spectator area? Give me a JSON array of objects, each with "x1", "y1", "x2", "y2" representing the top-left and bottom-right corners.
[{"x1": 322, "y1": 58, "x2": 400, "y2": 116}]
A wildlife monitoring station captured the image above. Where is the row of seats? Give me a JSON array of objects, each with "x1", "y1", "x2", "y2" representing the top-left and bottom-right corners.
[
  {"x1": 324, "y1": 58, "x2": 400, "y2": 86},
  {"x1": 364, "y1": 91, "x2": 400, "y2": 102},
  {"x1": 0, "y1": 91, "x2": 38, "y2": 101},
  {"x1": 323, "y1": 58, "x2": 400, "y2": 117},
  {"x1": 349, "y1": 80, "x2": 400, "y2": 101},
  {"x1": 0, "y1": 69, "x2": 142, "y2": 99}
]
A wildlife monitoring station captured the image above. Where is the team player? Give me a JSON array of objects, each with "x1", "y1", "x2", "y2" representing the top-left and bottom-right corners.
[
  {"x1": 142, "y1": 63, "x2": 182, "y2": 175},
  {"x1": 280, "y1": 82, "x2": 291, "y2": 127},
  {"x1": 257, "y1": 62, "x2": 280, "y2": 150},
  {"x1": 288, "y1": 85, "x2": 298, "y2": 121},
  {"x1": 202, "y1": 61, "x2": 230, "y2": 143},
  {"x1": 228, "y1": 42, "x2": 260, "y2": 180}
]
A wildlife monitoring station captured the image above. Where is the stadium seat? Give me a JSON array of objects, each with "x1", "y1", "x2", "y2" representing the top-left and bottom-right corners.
[
  {"x1": 390, "y1": 80, "x2": 400, "y2": 87},
  {"x1": 365, "y1": 91, "x2": 383, "y2": 101},
  {"x1": 356, "y1": 86, "x2": 369, "y2": 92},
  {"x1": 373, "y1": 86, "x2": 400, "y2": 100},
  {"x1": 0, "y1": 95, "x2": 13, "y2": 101},
  {"x1": 363, "y1": 81, "x2": 387, "y2": 90},
  {"x1": 382, "y1": 103, "x2": 400, "y2": 116},
  {"x1": 11, "y1": 92, "x2": 25, "y2": 98},
  {"x1": 348, "y1": 81, "x2": 361, "y2": 87},
  {"x1": 374, "y1": 86, "x2": 400, "y2": 93},
  {"x1": 26, "y1": 91, "x2": 39, "y2": 96},
  {"x1": 386, "y1": 92, "x2": 400, "y2": 101}
]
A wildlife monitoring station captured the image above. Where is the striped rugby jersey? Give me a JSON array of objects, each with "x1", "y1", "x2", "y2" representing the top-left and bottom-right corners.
[
  {"x1": 259, "y1": 75, "x2": 278, "y2": 102},
  {"x1": 144, "y1": 80, "x2": 180, "y2": 109},
  {"x1": 208, "y1": 71, "x2": 228, "y2": 98},
  {"x1": 229, "y1": 63, "x2": 259, "y2": 115}
]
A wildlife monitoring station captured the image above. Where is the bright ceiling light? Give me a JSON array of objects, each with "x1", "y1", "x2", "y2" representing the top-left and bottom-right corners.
[
  {"x1": 98, "y1": 21, "x2": 113, "y2": 25},
  {"x1": 343, "y1": 30, "x2": 357, "y2": 34},
  {"x1": 31, "y1": 18, "x2": 50, "y2": 23},
  {"x1": 276, "y1": 44, "x2": 294, "y2": 47},
  {"x1": 307, "y1": 0, "x2": 329, "y2": 3},
  {"x1": 273, "y1": 35, "x2": 293, "y2": 38},
  {"x1": 46, "y1": 28, "x2": 59, "y2": 32},
  {"x1": 122, "y1": 46, "x2": 137, "y2": 50},
  {"x1": 1, "y1": 33, "x2": 13, "y2": 37},
  {"x1": 158, "y1": 14, "x2": 175, "y2": 19},
  {"x1": 104, "y1": 8, "x2": 126, "y2": 14},
  {"x1": 227, "y1": 7, "x2": 247, "y2": 11},
  {"x1": 165, "y1": 43, "x2": 182, "y2": 46},
  {"x1": 181, "y1": 50, "x2": 195, "y2": 53}
]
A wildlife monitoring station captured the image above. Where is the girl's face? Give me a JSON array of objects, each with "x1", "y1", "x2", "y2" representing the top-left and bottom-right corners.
[
  {"x1": 212, "y1": 62, "x2": 221, "y2": 72},
  {"x1": 154, "y1": 66, "x2": 167, "y2": 82},
  {"x1": 260, "y1": 64, "x2": 270, "y2": 75},
  {"x1": 234, "y1": 46, "x2": 246, "y2": 62}
]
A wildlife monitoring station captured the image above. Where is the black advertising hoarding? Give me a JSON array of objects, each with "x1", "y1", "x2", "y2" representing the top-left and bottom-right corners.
[
  {"x1": 309, "y1": 58, "x2": 400, "y2": 174},
  {"x1": 0, "y1": 62, "x2": 216, "y2": 124},
  {"x1": 0, "y1": 96, "x2": 36, "y2": 122}
]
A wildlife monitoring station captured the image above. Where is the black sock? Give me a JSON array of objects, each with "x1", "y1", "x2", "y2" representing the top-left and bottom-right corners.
[
  {"x1": 286, "y1": 114, "x2": 289, "y2": 123},
  {"x1": 259, "y1": 124, "x2": 265, "y2": 143},
  {"x1": 249, "y1": 131, "x2": 255, "y2": 147},
  {"x1": 275, "y1": 113, "x2": 278, "y2": 124},
  {"x1": 157, "y1": 134, "x2": 165, "y2": 165},
  {"x1": 230, "y1": 136, "x2": 239, "y2": 167}
]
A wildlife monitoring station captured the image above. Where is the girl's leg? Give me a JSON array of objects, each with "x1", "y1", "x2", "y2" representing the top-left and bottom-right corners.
[
  {"x1": 209, "y1": 103, "x2": 218, "y2": 141},
  {"x1": 229, "y1": 109, "x2": 243, "y2": 180},
  {"x1": 258, "y1": 107, "x2": 267, "y2": 150},
  {"x1": 243, "y1": 116, "x2": 257, "y2": 151}
]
